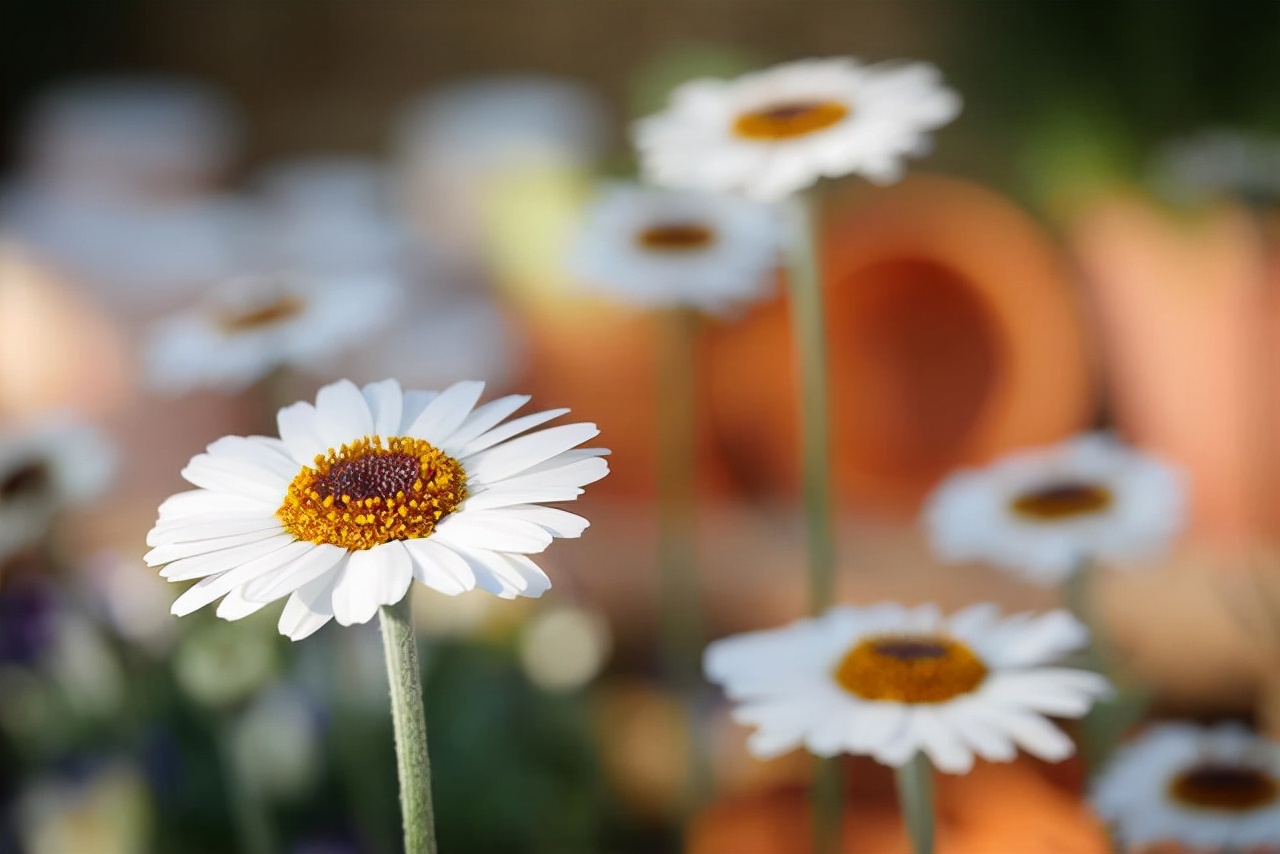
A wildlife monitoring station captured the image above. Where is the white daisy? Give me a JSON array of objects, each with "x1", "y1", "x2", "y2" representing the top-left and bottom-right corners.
[
  {"x1": 569, "y1": 182, "x2": 781, "y2": 313},
  {"x1": 0, "y1": 419, "x2": 115, "y2": 561},
  {"x1": 144, "y1": 270, "x2": 399, "y2": 394},
  {"x1": 922, "y1": 433, "x2": 1186, "y2": 586},
  {"x1": 145, "y1": 378, "x2": 609, "y2": 641},
  {"x1": 634, "y1": 57, "x2": 961, "y2": 202},
  {"x1": 1091, "y1": 722, "x2": 1280, "y2": 849},
  {"x1": 704, "y1": 602, "x2": 1110, "y2": 774}
]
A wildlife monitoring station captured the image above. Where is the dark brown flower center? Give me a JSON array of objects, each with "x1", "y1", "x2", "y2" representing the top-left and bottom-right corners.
[
  {"x1": 0, "y1": 462, "x2": 51, "y2": 503},
  {"x1": 833, "y1": 633, "x2": 988, "y2": 703},
  {"x1": 733, "y1": 101, "x2": 850, "y2": 141},
  {"x1": 217, "y1": 295, "x2": 307, "y2": 333},
  {"x1": 1168, "y1": 763, "x2": 1279, "y2": 812},
  {"x1": 1010, "y1": 481, "x2": 1113, "y2": 521},
  {"x1": 636, "y1": 222, "x2": 716, "y2": 252}
]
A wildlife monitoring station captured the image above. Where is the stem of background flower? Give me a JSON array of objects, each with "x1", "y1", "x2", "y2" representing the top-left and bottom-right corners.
[
  {"x1": 894, "y1": 753, "x2": 935, "y2": 854},
  {"x1": 214, "y1": 713, "x2": 274, "y2": 854},
  {"x1": 784, "y1": 193, "x2": 842, "y2": 854},
  {"x1": 656, "y1": 306, "x2": 713, "y2": 811},
  {"x1": 379, "y1": 594, "x2": 438, "y2": 854}
]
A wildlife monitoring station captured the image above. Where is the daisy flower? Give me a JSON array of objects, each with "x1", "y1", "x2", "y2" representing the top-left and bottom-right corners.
[
  {"x1": 704, "y1": 602, "x2": 1110, "y2": 774},
  {"x1": 145, "y1": 378, "x2": 608, "y2": 641},
  {"x1": 922, "y1": 433, "x2": 1186, "y2": 586},
  {"x1": 144, "y1": 271, "x2": 399, "y2": 394},
  {"x1": 569, "y1": 181, "x2": 781, "y2": 313},
  {"x1": 634, "y1": 57, "x2": 961, "y2": 202},
  {"x1": 1091, "y1": 722, "x2": 1280, "y2": 849},
  {"x1": 0, "y1": 419, "x2": 115, "y2": 561}
]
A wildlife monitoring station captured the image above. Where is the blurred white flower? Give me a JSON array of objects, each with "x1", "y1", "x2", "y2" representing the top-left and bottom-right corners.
[
  {"x1": 0, "y1": 418, "x2": 115, "y2": 561},
  {"x1": 1152, "y1": 129, "x2": 1280, "y2": 206},
  {"x1": 519, "y1": 604, "x2": 612, "y2": 692},
  {"x1": 145, "y1": 378, "x2": 609, "y2": 640},
  {"x1": 45, "y1": 610, "x2": 125, "y2": 719},
  {"x1": 143, "y1": 270, "x2": 400, "y2": 394},
  {"x1": 17, "y1": 759, "x2": 152, "y2": 854},
  {"x1": 174, "y1": 619, "x2": 279, "y2": 709},
  {"x1": 570, "y1": 182, "x2": 781, "y2": 313},
  {"x1": 705, "y1": 602, "x2": 1110, "y2": 774},
  {"x1": 635, "y1": 57, "x2": 961, "y2": 202},
  {"x1": 231, "y1": 685, "x2": 322, "y2": 799},
  {"x1": 1092, "y1": 722, "x2": 1280, "y2": 848},
  {"x1": 922, "y1": 433, "x2": 1186, "y2": 585}
]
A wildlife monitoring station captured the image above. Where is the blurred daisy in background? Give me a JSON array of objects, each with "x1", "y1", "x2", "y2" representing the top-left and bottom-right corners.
[
  {"x1": 634, "y1": 57, "x2": 961, "y2": 202},
  {"x1": 143, "y1": 270, "x2": 400, "y2": 395},
  {"x1": 1151, "y1": 128, "x2": 1280, "y2": 207},
  {"x1": 1091, "y1": 721, "x2": 1280, "y2": 849},
  {"x1": 704, "y1": 602, "x2": 1110, "y2": 774},
  {"x1": 146, "y1": 378, "x2": 608, "y2": 640},
  {"x1": 0, "y1": 418, "x2": 115, "y2": 562},
  {"x1": 922, "y1": 433, "x2": 1186, "y2": 585},
  {"x1": 569, "y1": 181, "x2": 781, "y2": 313}
]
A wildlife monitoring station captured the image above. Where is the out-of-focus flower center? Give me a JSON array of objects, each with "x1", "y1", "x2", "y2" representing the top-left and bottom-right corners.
[
  {"x1": 636, "y1": 222, "x2": 716, "y2": 252},
  {"x1": 277, "y1": 436, "x2": 467, "y2": 551},
  {"x1": 733, "y1": 101, "x2": 850, "y2": 141},
  {"x1": 1168, "y1": 763, "x2": 1279, "y2": 812},
  {"x1": 216, "y1": 295, "x2": 307, "y2": 333},
  {"x1": 833, "y1": 634, "x2": 988, "y2": 703},
  {"x1": 1010, "y1": 481, "x2": 1113, "y2": 522},
  {"x1": 0, "y1": 461, "x2": 51, "y2": 503}
]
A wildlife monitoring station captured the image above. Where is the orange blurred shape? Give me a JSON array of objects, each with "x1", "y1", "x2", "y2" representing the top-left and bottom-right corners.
[
  {"x1": 1069, "y1": 195, "x2": 1276, "y2": 547},
  {"x1": 0, "y1": 243, "x2": 127, "y2": 421},
  {"x1": 705, "y1": 174, "x2": 1094, "y2": 515},
  {"x1": 688, "y1": 759, "x2": 1109, "y2": 854}
]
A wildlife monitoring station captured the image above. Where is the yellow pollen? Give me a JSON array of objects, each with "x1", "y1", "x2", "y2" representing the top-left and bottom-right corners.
[
  {"x1": 733, "y1": 101, "x2": 850, "y2": 141},
  {"x1": 1168, "y1": 763, "x2": 1280, "y2": 812},
  {"x1": 276, "y1": 435, "x2": 467, "y2": 551},
  {"x1": 216, "y1": 295, "x2": 307, "y2": 333},
  {"x1": 636, "y1": 222, "x2": 716, "y2": 252},
  {"x1": 1010, "y1": 481, "x2": 1113, "y2": 522},
  {"x1": 833, "y1": 634, "x2": 988, "y2": 703}
]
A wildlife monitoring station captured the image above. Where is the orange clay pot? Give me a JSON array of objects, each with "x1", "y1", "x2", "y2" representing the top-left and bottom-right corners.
[
  {"x1": 704, "y1": 174, "x2": 1094, "y2": 515},
  {"x1": 1069, "y1": 194, "x2": 1280, "y2": 547},
  {"x1": 687, "y1": 759, "x2": 1109, "y2": 854}
]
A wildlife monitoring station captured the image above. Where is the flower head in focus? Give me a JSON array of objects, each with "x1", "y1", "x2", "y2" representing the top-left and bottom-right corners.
[
  {"x1": 145, "y1": 378, "x2": 608, "y2": 640},
  {"x1": 922, "y1": 433, "x2": 1185, "y2": 585},
  {"x1": 705, "y1": 603, "x2": 1110, "y2": 774},
  {"x1": 634, "y1": 57, "x2": 961, "y2": 202},
  {"x1": 0, "y1": 419, "x2": 115, "y2": 561},
  {"x1": 144, "y1": 271, "x2": 399, "y2": 394},
  {"x1": 1091, "y1": 722, "x2": 1280, "y2": 848},
  {"x1": 569, "y1": 181, "x2": 781, "y2": 313}
]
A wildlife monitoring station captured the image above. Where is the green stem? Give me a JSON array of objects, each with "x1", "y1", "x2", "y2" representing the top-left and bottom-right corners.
[
  {"x1": 656, "y1": 307, "x2": 713, "y2": 810},
  {"x1": 784, "y1": 194, "x2": 842, "y2": 854},
  {"x1": 785, "y1": 194, "x2": 838, "y2": 615},
  {"x1": 379, "y1": 594, "x2": 438, "y2": 854},
  {"x1": 894, "y1": 753, "x2": 935, "y2": 854}
]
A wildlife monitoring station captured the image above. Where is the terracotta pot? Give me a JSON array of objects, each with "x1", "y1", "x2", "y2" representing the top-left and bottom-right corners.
[{"x1": 705, "y1": 174, "x2": 1094, "y2": 515}]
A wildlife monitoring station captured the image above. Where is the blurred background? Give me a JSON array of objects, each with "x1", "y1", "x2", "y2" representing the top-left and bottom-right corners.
[{"x1": 3, "y1": 2, "x2": 1280, "y2": 852}]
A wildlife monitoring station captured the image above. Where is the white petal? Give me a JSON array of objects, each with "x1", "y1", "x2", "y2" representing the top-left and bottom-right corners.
[
  {"x1": 910, "y1": 707, "x2": 975, "y2": 774},
  {"x1": 314, "y1": 379, "x2": 374, "y2": 449},
  {"x1": 497, "y1": 505, "x2": 591, "y2": 538},
  {"x1": 459, "y1": 486, "x2": 585, "y2": 511},
  {"x1": 973, "y1": 704, "x2": 1076, "y2": 762},
  {"x1": 407, "y1": 381, "x2": 485, "y2": 445},
  {"x1": 443, "y1": 545, "x2": 548, "y2": 598},
  {"x1": 241, "y1": 543, "x2": 349, "y2": 603},
  {"x1": 279, "y1": 592, "x2": 333, "y2": 641},
  {"x1": 331, "y1": 547, "x2": 401, "y2": 625},
  {"x1": 441, "y1": 394, "x2": 532, "y2": 452},
  {"x1": 362, "y1": 379, "x2": 404, "y2": 437},
  {"x1": 402, "y1": 538, "x2": 476, "y2": 595},
  {"x1": 432, "y1": 512, "x2": 554, "y2": 554},
  {"x1": 476, "y1": 456, "x2": 609, "y2": 493},
  {"x1": 216, "y1": 586, "x2": 270, "y2": 620},
  {"x1": 145, "y1": 528, "x2": 285, "y2": 565},
  {"x1": 158, "y1": 534, "x2": 298, "y2": 580},
  {"x1": 181, "y1": 455, "x2": 288, "y2": 504},
  {"x1": 277, "y1": 400, "x2": 327, "y2": 464},
  {"x1": 456, "y1": 408, "x2": 570, "y2": 457},
  {"x1": 464, "y1": 423, "x2": 600, "y2": 485},
  {"x1": 148, "y1": 515, "x2": 282, "y2": 548},
  {"x1": 156, "y1": 489, "x2": 274, "y2": 519},
  {"x1": 169, "y1": 540, "x2": 313, "y2": 616},
  {"x1": 205, "y1": 435, "x2": 299, "y2": 481},
  {"x1": 399, "y1": 390, "x2": 439, "y2": 429}
]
